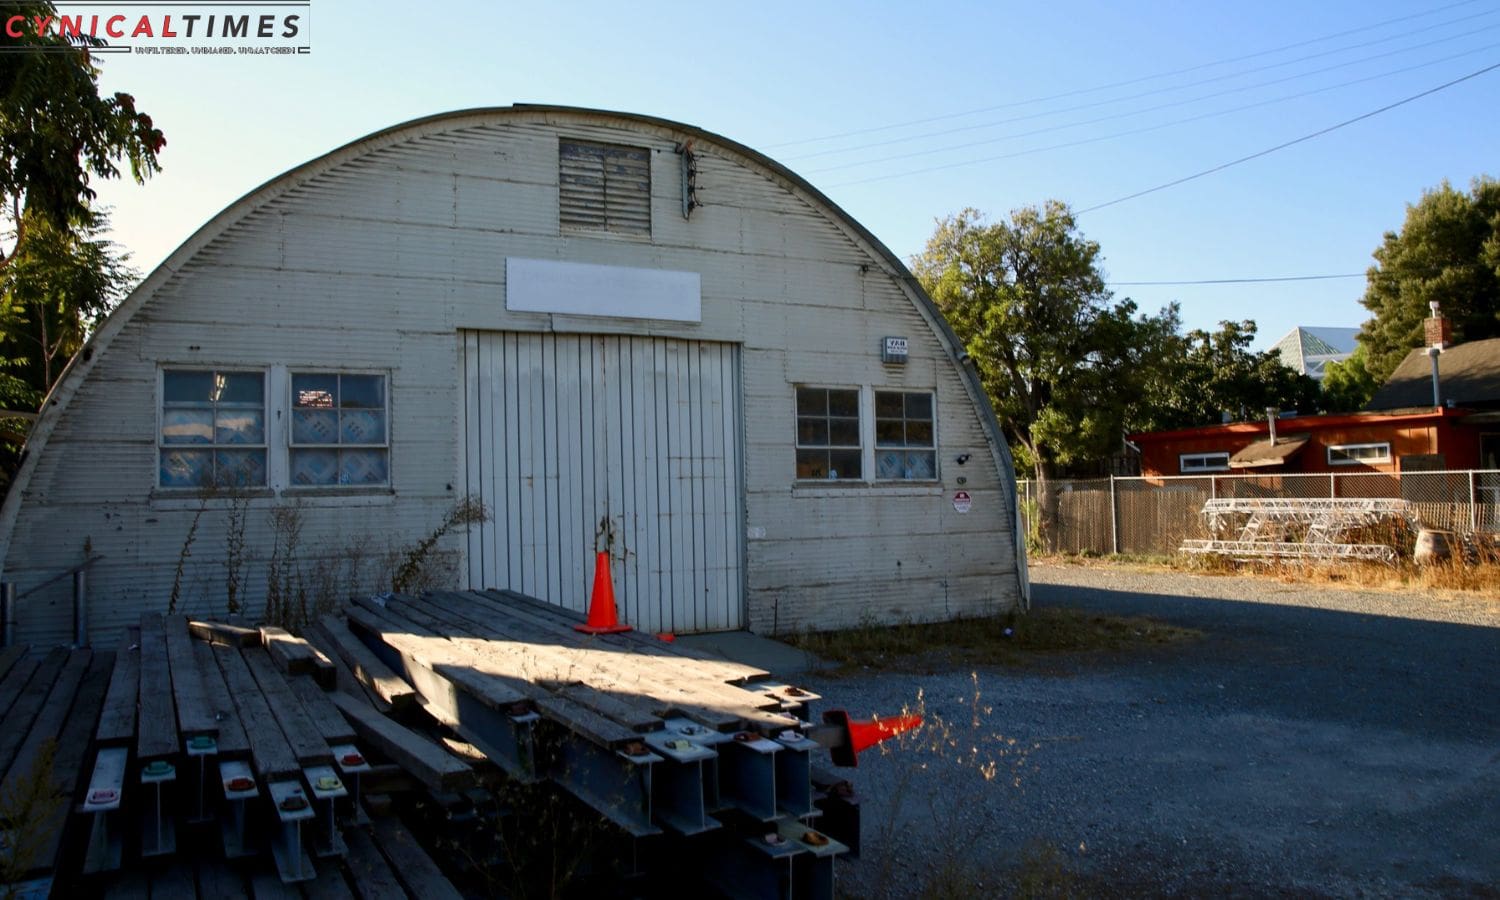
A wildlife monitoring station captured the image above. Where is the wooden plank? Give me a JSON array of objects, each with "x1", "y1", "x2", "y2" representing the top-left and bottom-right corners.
[
  {"x1": 188, "y1": 619, "x2": 261, "y2": 647},
  {"x1": 164, "y1": 614, "x2": 219, "y2": 739},
  {"x1": 301, "y1": 860, "x2": 356, "y2": 900},
  {"x1": 102, "y1": 871, "x2": 149, "y2": 900},
  {"x1": 2, "y1": 649, "x2": 89, "y2": 788},
  {"x1": 195, "y1": 856, "x2": 250, "y2": 900},
  {"x1": 327, "y1": 691, "x2": 472, "y2": 792},
  {"x1": 242, "y1": 649, "x2": 332, "y2": 766},
  {"x1": 305, "y1": 622, "x2": 392, "y2": 714},
  {"x1": 259, "y1": 624, "x2": 341, "y2": 690},
  {"x1": 0, "y1": 644, "x2": 24, "y2": 684},
  {"x1": 211, "y1": 644, "x2": 301, "y2": 780},
  {"x1": 343, "y1": 826, "x2": 407, "y2": 900},
  {"x1": 26, "y1": 650, "x2": 114, "y2": 880},
  {"x1": 0, "y1": 653, "x2": 39, "y2": 727},
  {"x1": 249, "y1": 870, "x2": 301, "y2": 900},
  {"x1": 287, "y1": 675, "x2": 358, "y2": 745},
  {"x1": 369, "y1": 815, "x2": 462, "y2": 900},
  {"x1": 136, "y1": 614, "x2": 179, "y2": 760},
  {"x1": 0, "y1": 648, "x2": 67, "y2": 779},
  {"x1": 310, "y1": 616, "x2": 414, "y2": 711},
  {"x1": 150, "y1": 862, "x2": 196, "y2": 900},
  {"x1": 95, "y1": 629, "x2": 139, "y2": 746},
  {"x1": 192, "y1": 639, "x2": 249, "y2": 756}
]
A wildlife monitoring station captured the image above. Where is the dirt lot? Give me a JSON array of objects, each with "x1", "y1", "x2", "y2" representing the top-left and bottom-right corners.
[{"x1": 812, "y1": 561, "x2": 1500, "y2": 898}]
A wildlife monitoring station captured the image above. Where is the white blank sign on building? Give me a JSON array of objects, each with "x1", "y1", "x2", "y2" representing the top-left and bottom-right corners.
[{"x1": 505, "y1": 257, "x2": 702, "y2": 323}]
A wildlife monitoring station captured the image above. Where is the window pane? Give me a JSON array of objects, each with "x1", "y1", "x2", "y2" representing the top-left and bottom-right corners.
[
  {"x1": 214, "y1": 449, "x2": 266, "y2": 487},
  {"x1": 828, "y1": 390, "x2": 859, "y2": 417},
  {"x1": 828, "y1": 449, "x2": 862, "y2": 479},
  {"x1": 796, "y1": 449, "x2": 828, "y2": 479},
  {"x1": 905, "y1": 393, "x2": 932, "y2": 419},
  {"x1": 875, "y1": 392, "x2": 903, "y2": 417},
  {"x1": 341, "y1": 410, "x2": 386, "y2": 444},
  {"x1": 340, "y1": 449, "x2": 389, "y2": 485},
  {"x1": 291, "y1": 449, "x2": 339, "y2": 485},
  {"x1": 829, "y1": 417, "x2": 860, "y2": 447},
  {"x1": 215, "y1": 372, "x2": 263, "y2": 406},
  {"x1": 340, "y1": 375, "x2": 385, "y2": 409},
  {"x1": 293, "y1": 373, "x2": 338, "y2": 409},
  {"x1": 160, "y1": 449, "x2": 212, "y2": 487},
  {"x1": 906, "y1": 420, "x2": 933, "y2": 447},
  {"x1": 215, "y1": 410, "x2": 264, "y2": 445},
  {"x1": 906, "y1": 450, "x2": 936, "y2": 480},
  {"x1": 163, "y1": 370, "x2": 213, "y2": 404},
  {"x1": 797, "y1": 417, "x2": 828, "y2": 446},
  {"x1": 876, "y1": 450, "x2": 905, "y2": 479},
  {"x1": 162, "y1": 409, "x2": 213, "y2": 444},
  {"x1": 796, "y1": 388, "x2": 826, "y2": 416},
  {"x1": 293, "y1": 409, "x2": 339, "y2": 445},
  {"x1": 875, "y1": 419, "x2": 905, "y2": 447}
]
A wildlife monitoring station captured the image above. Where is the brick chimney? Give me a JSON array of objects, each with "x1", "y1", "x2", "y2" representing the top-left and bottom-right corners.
[{"x1": 1425, "y1": 301, "x2": 1452, "y2": 349}]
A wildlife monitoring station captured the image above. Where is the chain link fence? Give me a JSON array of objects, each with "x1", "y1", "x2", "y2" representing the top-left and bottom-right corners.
[{"x1": 1018, "y1": 470, "x2": 1500, "y2": 556}]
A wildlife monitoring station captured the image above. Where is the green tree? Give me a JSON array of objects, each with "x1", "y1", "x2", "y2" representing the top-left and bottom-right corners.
[
  {"x1": 1320, "y1": 344, "x2": 1380, "y2": 412},
  {"x1": 1357, "y1": 176, "x2": 1499, "y2": 383},
  {"x1": 1132, "y1": 319, "x2": 1323, "y2": 431},
  {"x1": 1, "y1": 2, "x2": 165, "y2": 270},
  {"x1": 913, "y1": 203, "x2": 1178, "y2": 549}
]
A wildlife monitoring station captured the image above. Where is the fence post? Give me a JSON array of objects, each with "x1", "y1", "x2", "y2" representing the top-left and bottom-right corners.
[
  {"x1": 1329, "y1": 473, "x2": 1336, "y2": 499},
  {"x1": 1109, "y1": 475, "x2": 1120, "y2": 555},
  {"x1": 1209, "y1": 476, "x2": 1216, "y2": 500},
  {"x1": 1471, "y1": 470, "x2": 1478, "y2": 534}
]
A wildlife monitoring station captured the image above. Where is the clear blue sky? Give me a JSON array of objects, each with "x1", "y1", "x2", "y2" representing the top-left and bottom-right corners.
[{"x1": 88, "y1": 0, "x2": 1500, "y2": 349}]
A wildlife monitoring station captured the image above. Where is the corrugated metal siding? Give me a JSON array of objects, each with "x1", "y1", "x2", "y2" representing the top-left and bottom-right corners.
[
  {"x1": 4, "y1": 110, "x2": 1018, "y2": 647},
  {"x1": 462, "y1": 332, "x2": 743, "y2": 633}
]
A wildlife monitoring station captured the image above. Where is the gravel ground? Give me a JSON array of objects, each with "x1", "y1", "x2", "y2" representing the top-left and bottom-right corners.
[{"x1": 810, "y1": 562, "x2": 1500, "y2": 898}]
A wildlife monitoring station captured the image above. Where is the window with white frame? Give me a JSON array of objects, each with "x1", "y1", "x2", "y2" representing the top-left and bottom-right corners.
[
  {"x1": 1327, "y1": 442, "x2": 1390, "y2": 466},
  {"x1": 1179, "y1": 451, "x2": 1230, "y2": 473},
  {"x1": 159, "y1": 369, "x2": 267, "y2": 488},
  {"x1": 559, "y1": 139, "x2": 651, "y2": 236},
  {"x1": 795, "y1": 387, "x2": 862, "y2": 480},
  {"x1": 875, "y1": 390, "x2": 937, "y2": 480},
  {"x1": 290, "y1": 373, "x2": 390, "y2": 486}
]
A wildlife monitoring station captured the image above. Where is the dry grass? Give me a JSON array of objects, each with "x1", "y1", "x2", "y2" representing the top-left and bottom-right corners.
[{"x1": 787, "y1": 608, "x2": 1201, "y2": 673}]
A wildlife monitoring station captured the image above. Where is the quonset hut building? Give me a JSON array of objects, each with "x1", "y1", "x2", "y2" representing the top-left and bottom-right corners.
[{"x1": 0, "y1": 106, "x2": 1027, "y2": 645}]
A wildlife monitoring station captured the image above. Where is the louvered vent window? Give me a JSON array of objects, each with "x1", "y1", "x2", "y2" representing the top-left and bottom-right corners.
[{"x1": 559, "y1": 139, "x2": 651, "y2": 236}]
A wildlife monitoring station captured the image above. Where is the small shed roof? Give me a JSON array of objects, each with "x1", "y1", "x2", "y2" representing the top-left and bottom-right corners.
[
  {"x1": 1366, "y1": 338, "x2": 1500, "y2": 411},
  {"x1": 1228, "y1": 433, "x2": 1311, "y2": 469}
]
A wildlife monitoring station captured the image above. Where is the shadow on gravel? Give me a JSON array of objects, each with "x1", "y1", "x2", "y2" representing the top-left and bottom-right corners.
[{"x1": 1034, "y1": 581, "x2": 1500, "y2": 744}]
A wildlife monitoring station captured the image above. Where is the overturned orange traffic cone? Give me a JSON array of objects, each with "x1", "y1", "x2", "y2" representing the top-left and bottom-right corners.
[
  {"x1": 575, "y1": 551, "x2": 632, "y2": 634},
  {"x1": 821, "y1": 709, "x2": 924, "y2": 767}
]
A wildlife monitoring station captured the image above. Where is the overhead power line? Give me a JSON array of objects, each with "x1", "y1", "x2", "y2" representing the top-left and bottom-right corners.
[
  {"x1": 766, "y1": 0, "x2": 1487, "y2": 150},
  {"x1": 1076, "y1": 59, "x2": 1500, "y2": 214},
  {"x1": 1108, "y1": 274, "x2": 1365, "y2": 286}
]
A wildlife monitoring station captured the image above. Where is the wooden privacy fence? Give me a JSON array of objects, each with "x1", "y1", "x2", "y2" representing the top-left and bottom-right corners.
[{"x1": 1019, "y1": 469, "x2": 1500, "y2": 556}]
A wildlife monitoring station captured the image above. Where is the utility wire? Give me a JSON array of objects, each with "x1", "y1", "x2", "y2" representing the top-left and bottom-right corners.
[
  {"x1": 1109, "y1": 274, "x2": 1365, "y2": 286},
  {"x1": 766, "y1": 0, "x2": 1487, "y2": 150},
  {"x1": 790, "y1": 9, "x2": 1498, "y2": 164},
  {"x1": 808, "y1": 32, "x2": 1500, "y2": 176},
  {"x1": 824, "y1": 47, "x2": 1500, "y2": 188},
  {"x1": 1077, "y1": 59, "x2": 1500, "y2": 214}
]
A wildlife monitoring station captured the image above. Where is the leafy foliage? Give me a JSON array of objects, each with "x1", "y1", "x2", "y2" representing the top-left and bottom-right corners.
[
  {"x1": 1132, "y1": 319, "x2": 1323, "y2": 431},
  {"x1": 1357, "y1": 175, "x2": 1500, "y2": 383},
  {"x1": 0, "y1": 3, "x2": 164, "y2": 266},
  {"x1": 913, "y1": 203, "x2": 1179, "y2": 479},
  {"x1": 1320, "y1": 344, "x2": 1381, "y2": 412}
]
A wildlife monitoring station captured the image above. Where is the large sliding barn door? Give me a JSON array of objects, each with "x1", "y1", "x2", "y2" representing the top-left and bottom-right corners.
[{"x1": 462, "y1": 332, "x2": 744, "y2": 633}]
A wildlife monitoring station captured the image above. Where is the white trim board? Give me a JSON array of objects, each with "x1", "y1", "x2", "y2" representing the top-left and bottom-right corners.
[{"x1": 505, "y1": 257, "x2": 702, "y2": 323}]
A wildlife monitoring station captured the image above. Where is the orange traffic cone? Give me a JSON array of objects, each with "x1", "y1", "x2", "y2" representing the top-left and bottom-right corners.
[
  {"x1": 575, "y1": 551, "x2": 632, "y2": 634},
  {"x1": 822, "y1": 709, "x2": 924, "y2": 767}
]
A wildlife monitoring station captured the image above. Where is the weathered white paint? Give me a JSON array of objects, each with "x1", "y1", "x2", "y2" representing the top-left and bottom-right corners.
[
  {"x1": 462, "y1": 332, "x2": 741, "y2": 632},
  {"x1": 505, "y1": 257, "x2": 702, "y2": 322},
  {"x1": 0, "y1": 106, "x2": 1024, "y2": 647}
]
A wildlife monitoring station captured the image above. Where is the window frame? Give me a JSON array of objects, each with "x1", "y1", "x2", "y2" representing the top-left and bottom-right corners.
[
  {"x1": 794, "y1": 385, "x2": 865, "y2": 482},
  {"x1": 156, "y1": 367, "x2": 270, "y2": 491},
  {"x1": 873, "y1": 389, "x2": 939, "y2": 482},
  {"x1": 1326, "y1": 441, "x2": 1391, "y2": 467},
  {"x1": 287, "y1": 370, "x2": 392, "y2": 489},
  {"x1": 1179, "y1": 451, "x2": 1230, "y2": 473}
]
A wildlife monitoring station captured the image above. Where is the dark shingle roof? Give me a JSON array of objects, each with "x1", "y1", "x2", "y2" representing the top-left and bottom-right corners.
[{"x1": 1365, "y1": 337, "x2": 1500, "y2": 411}]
